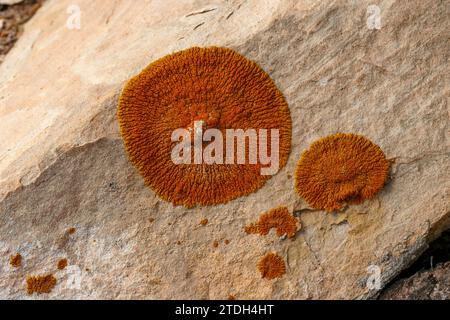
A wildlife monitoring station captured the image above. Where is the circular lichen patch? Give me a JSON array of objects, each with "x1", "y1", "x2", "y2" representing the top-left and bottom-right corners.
[
  {"x1": 118, "y1": 47, "x2": 291, "y2": 207},
  {"x1": 295, "y1": 133, "x2": 389, "y2": 212}
]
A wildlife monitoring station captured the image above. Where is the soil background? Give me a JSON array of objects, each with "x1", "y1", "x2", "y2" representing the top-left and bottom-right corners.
[{"x1": 0, "y1": 0, "x2": 44, "y2": 63}]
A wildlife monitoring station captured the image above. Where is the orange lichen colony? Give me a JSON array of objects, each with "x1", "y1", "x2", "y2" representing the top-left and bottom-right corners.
[
  {"x1": 118, "y1": 47, "x2": 291, "y2": 207},
  {"x1": 245, "y1": 207, "x2": 300, "y2": 238},
  {"x1": 295, "y1": 133, "x2": 389, "y2": 212},
  {"x1": 258, "y1": 253, "x2": 286, "y2": 280},
  {"x1": 26, "y1": 274, "x2": 57, "y2": 295}
]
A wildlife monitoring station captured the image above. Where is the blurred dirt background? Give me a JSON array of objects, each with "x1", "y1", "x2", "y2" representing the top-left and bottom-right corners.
[{"x1": 0, "y1": 0, "x2": 44, "y2": 63}]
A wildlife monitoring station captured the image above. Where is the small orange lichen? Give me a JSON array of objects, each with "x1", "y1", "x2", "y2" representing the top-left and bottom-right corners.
[
  {"x1": 258, "y1": 253, "x2": 286, "y2": 280},
  {"x1": 213, "y1": 240, "x2": 219, "y2": 248},
  {"x1": 245, "y1": 207, "x2": 300, "y2": 238},
  {"x1": 118, "y1": 47, "x2": 292, "y2": 207},
  {"x1": 57, "y1": 259, "x2": 68, "y2": 270},
  {"x1": 26, "y1": 274, "x2": 57, "y2": 295},
  {"x1": 199, "y1": 218, "x2": 208, "y2": 226},
  {"x1": 228, "y1": 294, "x2": 236, "y2": 300},
  {"x1": 10, "y1": 253, "x2": 22, "y2": 268},
  {"x1": 67, "y1": 227, "x2": 76, "y2": 235},
  {"x1": 295, "y1": 133, "x2": 389, "y2": 212},
  {"x1": 224, "y1": 239, "x2": 230, "y2": 245}
]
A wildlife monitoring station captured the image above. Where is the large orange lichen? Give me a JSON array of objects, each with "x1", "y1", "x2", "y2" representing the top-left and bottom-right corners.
[
  {"x1": 295, "y1": 133, "x2": 389, "y2": 212},
  {"x1": 118, "y1": 47, "x2": 291, "y2": 207},
  {"x1": 26, "y1": 274, "x2": 57, "y2": 295},
  {"x1": 245, "y1": 207, "x2": 300, "y2": 238},
  {"x1": 258, "y1": 253, "x2": 286, "y2": 280}
]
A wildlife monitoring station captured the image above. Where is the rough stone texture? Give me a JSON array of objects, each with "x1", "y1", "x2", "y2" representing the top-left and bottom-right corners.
[
  {"x1": 380, "y1": 262, "x2": 450, "y2": 300},
  {"x1": 0, "y1": 0, "x2": 449, "y2": 299}
]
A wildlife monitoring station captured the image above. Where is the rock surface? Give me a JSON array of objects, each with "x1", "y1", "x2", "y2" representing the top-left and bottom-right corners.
[
  {"x1": 380, "y1": 262, "x2": 450, "y2": 300},
  {"x1": 0, "y1": 0, "x2": 449, "y2": 299}
]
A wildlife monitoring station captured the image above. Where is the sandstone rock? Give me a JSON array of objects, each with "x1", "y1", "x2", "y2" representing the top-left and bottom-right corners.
[
  {"x1": 380, "y1": 262, "x2": 450, "y2": 300},
  {"x1": 0, "y1": 0, "x2": 449, "y2": 299}
]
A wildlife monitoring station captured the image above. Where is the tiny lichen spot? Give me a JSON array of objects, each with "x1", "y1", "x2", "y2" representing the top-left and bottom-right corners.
[
  {"x1": 26, "y1": 274, "x2": 57, "y2": 295},
  {"x1": 258, "y1": 253, "x2": 286, "y2": 280},
  {"x1": 213, "y1": 240, "x2": 219, "y2": 248},
  {"x1": 57, "y1": 259, "x2": 68, "y2": 270},
  {"x1": 228, "y1": 294, "x2": 236, "y2": 300},
  {"x1": 224, "y1": 239, "x2": 230, "y2": 245},
  {"x1": 10, "y1": 253, "x2": 22, "y2": 268},
  {"x1": 200, "y1": 218, "x2": 208, "y2": 226},
  {"x1": 245, "y1": 207, "x2": 300, "y2": 238},
  {"x1": 67, "y1": 227, "x2": 76, "y2": 235},
  {"x1": 295, "y1": 133, "x2": 389, "y2": 212}
]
